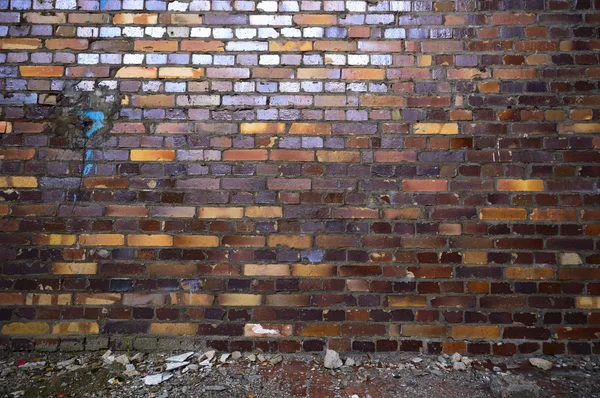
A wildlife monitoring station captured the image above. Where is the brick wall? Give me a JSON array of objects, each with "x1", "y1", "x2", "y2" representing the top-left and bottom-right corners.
[{"x1": 0, "y1": 0, "x2": 599, "y2": 355}]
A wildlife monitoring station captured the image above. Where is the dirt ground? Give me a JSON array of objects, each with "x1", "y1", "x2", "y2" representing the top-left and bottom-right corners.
[{"x1": 0, "y1": 350, "x2": 598, "y2": 398}]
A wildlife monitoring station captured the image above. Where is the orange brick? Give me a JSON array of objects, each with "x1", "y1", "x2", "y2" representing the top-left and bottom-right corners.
[
  {"x1": 245, "y1": 206, "x2": 282, "y2": 218},
  {"x1": 479, "y1": 208, "x2": 527, "y2": 220},
  {"x1": 296, "y1": 324, "x2": 341, "y2": 337},
  {"x1": 316, "y1": 150, "x2": 361, "y2": 163},
  {"x1": 293, "y1": 14, "x2": 336, "y2": 24},
  {"x1": 497, "y1": 179, "x2": 544, "y2": 191},
  {"x1": 268, "y1": 235, "x2": 312, "y2": 249},
  {"x1": 180, "y1": 40, "x2": 225, "y2": 52},
  {"x1": 0, "y1": 38, "x2": 41, "y2": 49},
  {"x1": 479, "y1": 81, "x2": 500, "y2": 93},
  {"x1": 402, "y1": 325, "x2": 447, "y2": 337},
  {"x1": 447, "y1": 68, "x2": 491, "y2": 79},
  {"x1": 558, "y1": 123, "x2": 600, "y2": 134},
  {"x1": 173, "y1": 235, "x2": 220, "y2": 247},
  {"x1": 467, "y1": 281, "x2": 489, "y2": 293},
  {"x1": 20, "y1": 66, "x2": 64, "y2": 77},
  {"x1": 134, "y1": 40, "x2": 178, "y2": 52},
  {"x1": 494, "y1": 69, "x2": 537, "y2": 79},
  {"x1": 297, "y1": 68, "x2": 340, "y2": 79},
  {"x1": 131, "y1": 94, "x2": 175, "y2": 107},
  {"x1": 223, "y1": 149, "x2": 267, "y2": 161},
  {"x1": 79, "y1": 234, "x2": 125, "y2": 246},
  {"x1": 0, "y1": 293, "x2": 24, "y2": 305},
  {"x1": 106, "y1": 205, "x2": 148, "y2": 218},
  {"x1": 570, "y1": 109, "x2": 593, "y2": 121},
  {"x1": 34, "y1": 234, "x2": 76, "y2": 246},
  {"x1": 314, "y1": 40, "x2": 356, "y2": 52},
  {"x1": 270, "y1": 150, "x2": 314, "y2": 162},
  {"x1": 113, "y1": 13, "x2": 158, "y2": 24},
  {"x1": 170, "y1": 293, "x2": 214, "y2": 306},
  {"x1": 241, "y1": 122, "x2": 286, "y2": 134},
  {"x1": 530, "y1": 209, "x2": 577, "y2": 221},
  {"x1": 198, "y1": 207, "x2": 243, "y2": 219},
  {"x1": 342, "y1": 68, "x2": 385, "y2": 80},
  {"x1": 150, "y1": 323, "x2": 196, "y2": 335},
  {"x1": 289, "y1": 123, "x2": 332, "y2": 135},
  {"x1": 506, "y1": 267, "x2": 554, "y2": 280},
  {"x1": 490, "y1": 13, "x2": 535, "y2": 24},
  {"x1": 217, "y1": 294, "x2": 262, "y2": 306},
  {"x1": 291, "y1": 264, "x2": 336, "y2": 277},
  {"x1": 115, "y1": 66, "x2": 157, "y2": 78},
  {"x1": 52, "y1": 262, "x2": 97, "y2": 275},
  {"x1": 45, "y1": 39, "x2": 87, "y2": 50},
  {"x1": 451, "y1": 325, "x2": 500, "y2": 339},
  {"x1": 414, "y1": 123, "x2": 459, "y2": 135},
  {"x1": 128, "y1": 234, "x2": 173, "y2": 247},
  {"x1": 382, "y1": 208, "x2": 424, "y2": 219},
  {"x1": 387, "y1": 296, "x2": 427, "y2": 307},
  {"x1": 360, "y1": 95, "x2": 405, "y2": 107},
  {"x1": 244, "y1": 264, "x2": 290, "y2": 277},
  {"x1": 403, "y1": 180, "x2": 448, "y2": 192},
  {"x1": 269, "y1": 41, "x2": 313, "y2": 52},
  {"x1": 158, "y1": 67, "x2": 204, "y2": 79},
  {"x1": 130, "y1": 149, "x2": 175, "y2": 161},
  {"x1": 443, "y1": 341, "x2": 467, "y2": 354}
]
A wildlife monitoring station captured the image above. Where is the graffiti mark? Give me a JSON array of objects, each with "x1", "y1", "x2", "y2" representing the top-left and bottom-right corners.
[
  {"x1": 99, "y1": 0, "x2": 109, "y2": 10},
  {"x1": 74, "y1": 110, "x2": 105, "y2": 203}
]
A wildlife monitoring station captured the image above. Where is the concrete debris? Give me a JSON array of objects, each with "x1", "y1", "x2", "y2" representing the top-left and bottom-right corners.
[
  {"x1": 528, "y1": 358, "x2": 553, "y2": 370},
  {"x1": 1, "y1": 351, "x2": 598, "y2": 398},
  {"x1": 166, "y1": 352, "x2": 194, "y2": 363},
  {"x1": 323, "y1": 349, "x2": 343, "y2": 369}
]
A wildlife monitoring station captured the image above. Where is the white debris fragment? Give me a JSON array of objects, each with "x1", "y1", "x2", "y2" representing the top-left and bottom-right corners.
[
  {"x1": 143, "y1": 373, "x2": 173, "y2": 386},
  {"x1": 166, "y1": 352, "x2": 194, "y2": 363},
  {"x1": 323, "y1": 349, "x2": 343, "y2": 369},
  {"x1": 345, "y1": 357, "x2": 356, "y2": 367},
  {"x1": 411, "y1": 357, "x2": 423, "y2": 364},
  {"x1": 219, "y1": 353, "x2": 231, "y2": 363},
  {"x1": 115, "y1": 355, "x2": 129, "y2": 365},
  {"x1": 453, "y1": 362, "x2": 467, "y2": 371},
  {"x1": 529, "y1": 358, "x2": 553, "y2": 370},
  {"x1": 231, "y1": 351, "x2": 242, "y2": 360},
  {"x1": 450, "y1": 353, "x2": 462, "y2": 363},
  {"x1": 165, "y1": 361, "x2": 189, "y2": 371}
]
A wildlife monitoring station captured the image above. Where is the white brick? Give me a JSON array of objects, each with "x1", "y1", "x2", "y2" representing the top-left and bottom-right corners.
[
  {"x1": 257, "y1": 0, "x2": 278, "y2": 11},
  {"x1": 235, "y1": 28, "x2": 257, "y2": 39},
  {"x1": 225, "y1": 41, "x2": 269, "y2": 52},
  {"x1": 249, "y1": 15, "x2": 293, "y2": 26},
  {"x1": 190, "y1": 27, "x2": 211, "y2": 37},
  {"x1": 259, "y1": 54, "x2": 280, "y2": 65}
]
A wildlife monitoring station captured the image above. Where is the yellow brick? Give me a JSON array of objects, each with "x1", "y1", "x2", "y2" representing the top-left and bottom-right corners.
[
  {"x1": 0, "y1": 176, "x2": 38, "y2": 188},
  {"x1": 401, "y1": 324, "x2": 448, "y2": 337},
  {"x1": 115, "y1": 66, "x2": 157, "y2": 78},
  {"x1": 198, "y1": 207, "x2": 244, "y2": 219},
  {"x1": 0, "y1": 121, "x2": 12, "y2": 133},
  {"x1": 291, "y1": 264, "x2": 336, "y2": 277},
  {"x1": 170, "y1": 293, "x2": 214, "y2": 306},
  {"x1": 576, "y1": 297, "x2": 600, "y2": 309},
  {"x1": 464, "y1": 252, "x2": 487, "y2": 264},
  {"x1": 131, "y1": 149, "x2": 175, "y2": 161},
  {"x1": 158, "y1": 67, "x2": 204, "y2": 79},
  {"x1": 52, "y1": 262, "x2": 97, "y2": 275},
  {"x1": 25, "y1": 293, "x2": 71, "y2": 306},
  {"x1": 0, "y1": 38, "x2": 41, "y2": 50},
  {"x1": 245, "y1": 206, "x2": 283, "y2": 218},
  {"x1": 20, "y1": 66, "x2": 64, "y2": 77},
  {"x1": 79, "y1": 234, "x2": 125, "y2": 246},
  {"x1": 217, "y1": 294, "x2": 262, "y2": 306},
  {"x1": 269, "y1": 41, "x2": 313, "y2": 52},
  {"x1": 387, "y1": 296, "x2": 427, "y2": 307},
  {"x1": 342, "y1": 68, "x2": 385, "y2": 80},
  {"x1": 316, "y1": 150, "x2": 361, "y2": 163},
  {"x1": 34, "y1": 234, "x2": 77, "y2": 246},
  {"x1": 113, "y1": 13, "x2": 158, "y2": 24},
  {"x1": 128, "y1": 234, "x2": 173, "y2": 247},
  {"x1": 506, "y1": 267, "x2": 554, "y2": 280},
  {"x1": 173, "y1": 235, "x2": 219, "y2": 247},
  {"x1": 559, "y1": 123, "x2": 600, "y2": 134},
  {"x1": 296, "y1": 324, "x2": 341, "y2": 337},
  {"x1": 52, "y1": 322, "x2": 99, "y2": 335},
  {"x1": 150, "y1": 323, "x2": 197, "y2": 335},
  {"x1": 289, "y1": 123, "x2": 332, "y2": 135},
  {"x1": 268, "y1": 235, "x2": 312, "y2": 249},
  {"x1": 244, "y1": 264, "x2": 290, "y2": 276},
  {"x1": 419, "y1": 55, "x2": 432, "y2": 66},
  {"x1": 497, "y1": 179, "x2": 544, "y2": 191},
  {"x1": 2, "y1": 322, "x2": 50, "y2": 335},
  {"x1": 452, "y1": 325, "x2": 500, "y2": 339},
  {"x1": 241, "y1": 123, "x2": 286, "y2": 134},
  {"x1": 414, "y1": 123, "x2": 459, "y2": 135},
  {"x1": 479, "y1": 208, "x2": 527, "y2": 220},
  {"x1": 75, "y1": 293, "x2": 121, "y2": 305}
]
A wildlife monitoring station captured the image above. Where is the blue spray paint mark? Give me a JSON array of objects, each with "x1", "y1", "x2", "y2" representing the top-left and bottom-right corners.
[
  {"x1": 99, "y1": 0, "x2": 109, "y2": 10},
  {"x1": 74, "y1": 110, "x2": 105, "y2": 203}
]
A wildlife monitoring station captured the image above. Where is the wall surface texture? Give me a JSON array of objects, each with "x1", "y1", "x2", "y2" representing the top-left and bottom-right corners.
[{"x1": 0, "y1": 0, "x2": 599, "y2": 355}]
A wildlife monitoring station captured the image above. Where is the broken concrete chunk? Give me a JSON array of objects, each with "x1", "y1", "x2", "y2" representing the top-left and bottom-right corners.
[
  {"x1": 143, "y1": 373, "x2": 172, "y2": 386},
  {"x1": 529, "y1": 358, "x2": 553, "y2": 370},
  {"x1": 323, "y1": 349, "x2": 343, "y2": 369},
  {"x1": 167, "y1": 352, "x2": 194, "y2": 363}
]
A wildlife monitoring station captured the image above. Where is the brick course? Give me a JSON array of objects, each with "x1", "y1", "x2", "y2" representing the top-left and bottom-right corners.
[{"x1": 0, "y1": 0, "x2": 599, "y2": 355}]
